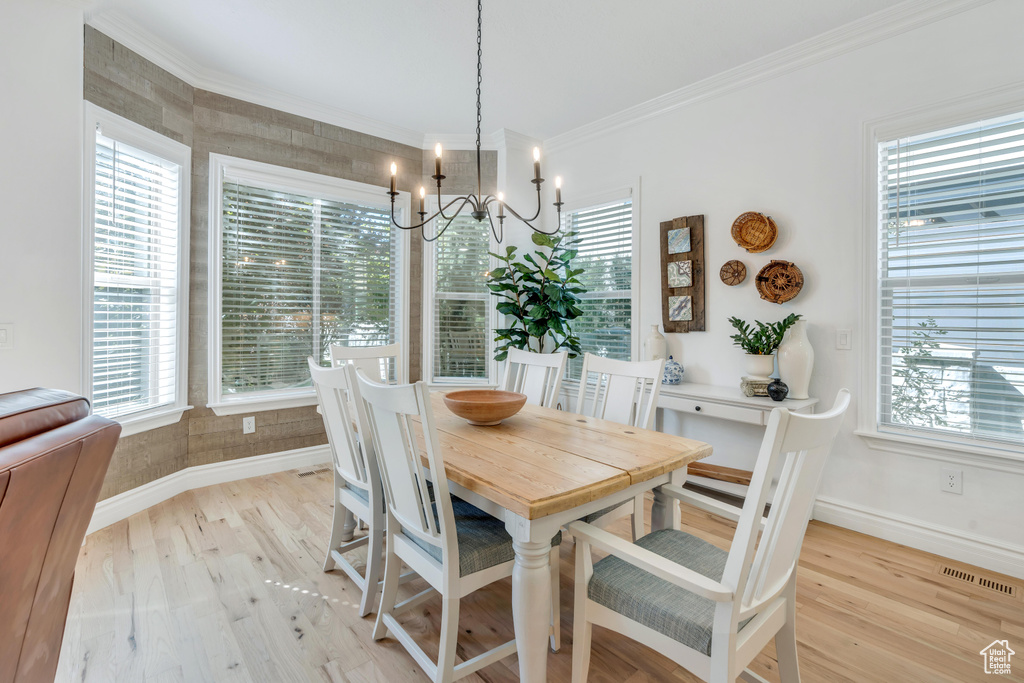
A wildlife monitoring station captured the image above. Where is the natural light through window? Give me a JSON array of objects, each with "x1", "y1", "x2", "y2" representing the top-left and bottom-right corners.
[{"x1": 878, "y1": 111, "x2": 1024, "y2": 448}]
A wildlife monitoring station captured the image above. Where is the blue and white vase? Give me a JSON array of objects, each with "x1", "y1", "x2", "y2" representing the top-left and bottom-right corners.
[{"x1": 663, "y1": 356, "x2": 683, "y2": 385}]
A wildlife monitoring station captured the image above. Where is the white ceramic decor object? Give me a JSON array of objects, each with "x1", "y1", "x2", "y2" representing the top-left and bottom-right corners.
[
  {"x1": 778, "y1": 319, "x2": 814, "y2": 399},
  {"x1": 644, "y1": 324, "x2": 667, "y2": 361},
  {"x1": 744, "y1": 353, "x2": 775, "y2": 381}
]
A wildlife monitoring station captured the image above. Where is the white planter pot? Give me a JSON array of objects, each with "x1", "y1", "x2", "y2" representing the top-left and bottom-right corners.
[
  {"x1": 744, "y1": 353, "x2": 775, "y2": 381},
  {"x1": 644, "y1": 324, "x2": 667, "y2": 361},
  {"x1": 778, "y1": 320, "x2": 814, "y2": 399}
]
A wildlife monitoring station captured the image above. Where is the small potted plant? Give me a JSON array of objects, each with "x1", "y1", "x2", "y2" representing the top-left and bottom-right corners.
[{"x1": 728, "y1": 314, "x2": 801, "y2": 380}]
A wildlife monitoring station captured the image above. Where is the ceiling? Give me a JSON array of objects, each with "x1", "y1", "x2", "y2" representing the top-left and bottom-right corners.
[{"x1": 85, "y1": 0, "x2": 908, "y2": 142}]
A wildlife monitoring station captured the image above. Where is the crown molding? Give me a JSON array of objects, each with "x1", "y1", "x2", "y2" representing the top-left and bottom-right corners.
[
  {"x1": 544, "y1": 0, "x2": 995, "y2": 154},
  {"x1": 85, "y1": 12, "x2": 426, "y2": 149}
]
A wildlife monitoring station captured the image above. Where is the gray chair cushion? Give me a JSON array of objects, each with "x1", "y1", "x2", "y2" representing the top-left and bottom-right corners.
[
  {"x1": 345, "y1": 483, "x2": 370, "y2": 504},
  {"x1": 587, "y1": 529, "x2": 749, "y2": 655},
  {"x1": 408, "y1": 497, "x2": 561, "y2": 577}
]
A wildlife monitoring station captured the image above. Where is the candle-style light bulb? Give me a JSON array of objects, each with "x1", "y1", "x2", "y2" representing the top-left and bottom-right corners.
[
  {"x1": 533, "y1": 147, "x2": 541, "y2": 182},
  {"x1": 418, "y1": 186, "x2": 425, "y2": 215},
  {"x1": 434, "y1": 143, "x2": 443, "y2": 178},
  {"x1": 389, "y1": 162, "x2": 397, "y2": 194},
  {"x1": 533, "y1": 147, "x2": 540, "y2": 162},
  {"x1": 554, "y1": 176, "x2": 562, "y2": 204},
  {"x1": 497, "y1": 191, "x2": 505, "y2": 219}
]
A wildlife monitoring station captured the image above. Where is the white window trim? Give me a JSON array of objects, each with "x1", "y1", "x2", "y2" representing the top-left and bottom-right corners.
[
  {"x1": 857, "y1": 84, "x2": 1024, "y2": 467},
  {"x1": 207, "y1": 153, "x2": 410, "y2": 415},
  {"x1": 559, "y1": 181, "x2": 641, "y2": 392},
  {"x1": 82, "y1": 102, "x2": 193, "y2": 436},
  {"x1": 421, "y1": 196, "x2": 500, "y2": 388}
]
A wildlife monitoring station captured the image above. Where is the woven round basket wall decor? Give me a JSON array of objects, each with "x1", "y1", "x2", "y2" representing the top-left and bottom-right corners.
[
  {"x1": 731, "y1": 212, "x2": 778, "y2": 253},
  {"x1": 755, "y1": 260, "x2": 803, "y2": 304},
  {"x1": 719, "y1": 260, "x2": 746, "y2": 286}
]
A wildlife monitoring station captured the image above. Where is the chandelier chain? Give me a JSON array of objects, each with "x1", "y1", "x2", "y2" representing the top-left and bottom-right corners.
[{"x1": 476, "y1": 0, "x2": 482, "y2": 153}]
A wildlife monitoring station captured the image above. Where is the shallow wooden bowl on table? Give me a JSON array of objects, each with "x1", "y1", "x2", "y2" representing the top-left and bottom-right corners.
[{"x1": 442, "y1": 390, "x2": 527, "y2": 426}]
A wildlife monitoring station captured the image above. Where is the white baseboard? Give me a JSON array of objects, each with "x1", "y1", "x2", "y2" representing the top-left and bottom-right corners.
[
  {"x1": 88, "y1": 445, "x2": 331, "y2": 536},
  {"x1": 813, "y1": 496, "x2": 1024, "y2": 580}
]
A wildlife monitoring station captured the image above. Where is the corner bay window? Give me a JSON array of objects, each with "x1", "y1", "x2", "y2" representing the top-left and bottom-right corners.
[
  {"x1": 210, "y1": 156, "x2": 404, "y2": 412},
  {"x1": 86, "y1": 104, "x2": 190, "y2": 431},
  {"x1": 878, "y1": 111, "x2": 1024, "y2": 448},
  {"x1": 425, "y1": 213, "x2": 494, "y2": 384}
]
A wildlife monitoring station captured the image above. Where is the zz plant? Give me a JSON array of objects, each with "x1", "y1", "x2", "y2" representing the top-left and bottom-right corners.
[
  {"x1": 487, "y1": 231, "x2": 586, "y2": 361},
  {"x1": 728, "y1": 313, "x2": 801, "y2": 355}
]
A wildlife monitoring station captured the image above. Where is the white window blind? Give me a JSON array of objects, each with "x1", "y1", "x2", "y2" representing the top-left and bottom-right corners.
[
  {"x1": 428, "y1": 214, "x2": 492, "y2": 383},
  {"x1": 879, "y1": 111, "x2": 1024, "y2": 448},
  {"x1": 220, "y1": 180, "x2": 400, "y2": 398},
  {"x1": 566, "y1": 199, "x2": 633, "y2": 379},
  {"x1": 91, "y1": 131, "x2": 183, "y2": 419}
]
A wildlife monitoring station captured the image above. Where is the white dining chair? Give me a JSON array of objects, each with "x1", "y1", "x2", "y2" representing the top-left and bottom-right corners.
[
  {"x1": 330, "y1": 342, "x2": 402, "y2": 383},
  {"x1": 568, "y1": 389, "x2": 851, "y2": 683},
  {"x1": 308, "y1": 357, "x2": 386, "y2": 617},
  {"x1": 353, "y1": 369, "x2": 562, "y2": 681},
  {"x1": 502, "y1": 348, "x2": 568, "y2": 409},
  {"x1": 575, "y1": 353, "x2": 666, "y2": 540}
]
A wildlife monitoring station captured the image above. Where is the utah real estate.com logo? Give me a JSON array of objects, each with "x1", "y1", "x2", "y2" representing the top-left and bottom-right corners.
[{"x1": 980, "y1": 640, "x2": 1014, "y2": 675}]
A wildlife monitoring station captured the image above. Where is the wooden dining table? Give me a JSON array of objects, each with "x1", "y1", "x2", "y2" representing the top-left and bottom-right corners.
[{"x1": 425, "y1": 392, "x2": 713, "y2": 683}]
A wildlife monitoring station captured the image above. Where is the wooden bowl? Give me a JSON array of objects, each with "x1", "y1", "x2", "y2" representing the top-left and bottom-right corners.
[{"x1": 443, "y1": 390, "x2": 528, "y2": 426}]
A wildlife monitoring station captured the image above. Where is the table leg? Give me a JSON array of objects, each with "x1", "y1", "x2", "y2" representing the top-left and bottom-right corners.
[
  {"x1": 650, "y1": 468, "x2": 687, "y2": 531},
  {"x1": 512, "y1": 539, "x2": 552, "y2": 682}
]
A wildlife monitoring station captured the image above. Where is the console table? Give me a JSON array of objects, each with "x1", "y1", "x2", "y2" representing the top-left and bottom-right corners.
[{"x1": 657, "y1": 383, "x2": 818, "y2": 488}]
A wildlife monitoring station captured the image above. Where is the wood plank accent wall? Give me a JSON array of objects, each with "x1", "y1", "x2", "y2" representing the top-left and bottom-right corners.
[{"x1": 83, "y1": 26, "x2": 496, "y2": 499}]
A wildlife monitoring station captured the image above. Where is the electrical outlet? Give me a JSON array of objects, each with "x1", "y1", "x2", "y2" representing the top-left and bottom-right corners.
[
  {"x1": 0, "y1": 323, "x2": 12, "y2": 350},
  {"x1": 242, "y1": 416, "x2": 256, "y2": 434},
  {"x1": 942, "y1": 467, "x2": 962, "y2": 494}
]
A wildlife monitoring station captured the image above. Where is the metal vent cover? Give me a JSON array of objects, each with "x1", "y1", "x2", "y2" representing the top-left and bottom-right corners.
[
  {"x1": 939, "y1": 564, "x2": 1018, "y2": 597},
  {"x1": 296, "y1": 467, "x2": 332, "y2": 478}
]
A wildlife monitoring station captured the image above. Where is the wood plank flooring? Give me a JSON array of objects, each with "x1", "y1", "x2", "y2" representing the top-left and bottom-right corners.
[{"x1": 58, "y1": 468, "x2": 1024, "y2": 682}]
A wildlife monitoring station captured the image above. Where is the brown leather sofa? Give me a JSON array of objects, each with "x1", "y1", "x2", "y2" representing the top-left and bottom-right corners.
[{"x1": 0, "y1": 388, "x2": 120, "y2": 683}]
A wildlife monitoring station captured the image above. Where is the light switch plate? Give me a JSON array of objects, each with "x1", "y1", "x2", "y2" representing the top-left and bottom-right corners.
[
  {"x1": 836, "y1": 328, "x2": 852, "y2": 350},
  {"x1": 0, "y1": 323, "x2": 12, "y2": 350}
]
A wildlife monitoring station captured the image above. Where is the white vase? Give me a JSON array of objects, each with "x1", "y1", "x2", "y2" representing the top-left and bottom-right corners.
[
  {"x1": 778, "y1": 320, "x2": 814, "y2": 399},
  {"x1": 644, "y1": 324, "x2": 668, "y2": 361},
  {"x1": 744, "y1": 353, "x2": 775, "y2": 381}
]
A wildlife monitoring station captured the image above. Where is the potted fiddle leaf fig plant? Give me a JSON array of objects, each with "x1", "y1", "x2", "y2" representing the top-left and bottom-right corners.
[
  {"x1": 728, "y1": 313, "x2": 801, "y2": 380},
  {"x1": 488, "y1": 231, "x2": 586, "y2": 361}
]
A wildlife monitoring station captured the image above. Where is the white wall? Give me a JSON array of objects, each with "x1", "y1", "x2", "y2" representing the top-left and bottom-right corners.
[
  {"x1": 0, "y1": 0, "x2": 84, "y2": 394},
  {"x1": 545, "y1": 0, "x2": 1024, "y2": 577}
]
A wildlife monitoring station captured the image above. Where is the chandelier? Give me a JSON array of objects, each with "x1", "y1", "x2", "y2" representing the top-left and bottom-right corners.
[{"x1": 387, "y1": 0, "x2": 562, "y2": 243}]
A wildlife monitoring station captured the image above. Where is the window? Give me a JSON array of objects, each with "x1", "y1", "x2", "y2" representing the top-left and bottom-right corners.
[
  {"x1": 84, "y1": 104, "x2": 191, "y2": 435},
  {"x1": 564, "y1": 196, "x2": 636, "y2": 379},
  {"x1": 877, "y1": 111, "x2": 1024, "y2": 449},
  {"x1": 423, "y1": 211, "x2": 496, "y2": 384},
  {"x1": 209, "y1": 155, "x2": 406, "y2": 414}
]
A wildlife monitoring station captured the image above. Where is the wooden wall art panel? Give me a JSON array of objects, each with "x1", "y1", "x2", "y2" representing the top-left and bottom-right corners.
[{"x1": 660, "y1": 215, "x2": 705, "y2": 332}]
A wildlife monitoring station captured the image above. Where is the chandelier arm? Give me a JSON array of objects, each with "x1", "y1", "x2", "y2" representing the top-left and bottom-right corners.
[
  {"x1": 499, "y1": 193, "x2": 562, "y2": 236},
  {"x1": 483, "y1": 202, "x2": 502, "y2": 244},
  {"x1": 389, "y1": 195, "x2": 473, "y2": 234}
]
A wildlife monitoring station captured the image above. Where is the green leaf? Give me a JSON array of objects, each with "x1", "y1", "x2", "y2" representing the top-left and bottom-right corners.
[{"x1": 531, "y1": 232, "x2": 555, "y2": 248}]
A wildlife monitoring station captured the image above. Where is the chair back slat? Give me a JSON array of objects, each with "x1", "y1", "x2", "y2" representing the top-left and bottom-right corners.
[
  {"x1": 575, "y1": 354, "x2": 665, "y2": 429},
  {"x1": 330, "y1": 343, "x2": 402, "y2": 383},
  {"x1": 724, "y1": 389, "x2": 851, "y2": 612},
  {"x1": 353, "y1": 370, "x2": 457, "y2": 556},
  {"x1": 502, "y1": 348, "x2": 567, "y2": 408},
  {"x1": 308, "y1": 358, "x2": 368, "y2": 490}
]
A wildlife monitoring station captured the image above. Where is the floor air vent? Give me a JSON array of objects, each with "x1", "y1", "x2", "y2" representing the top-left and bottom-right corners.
[
  {"x1": 978, "y1": 576, "x2": 1018, "y2": 597},
  {"x1": 939, "y1": 564, "x2": 1019, "y2": 597},
  {"x1": 296, "y1": 467, "x2": 332, "y2": 478},
  {"x1": 941, "y1": 566, "x2": 975, "y2": 583}
]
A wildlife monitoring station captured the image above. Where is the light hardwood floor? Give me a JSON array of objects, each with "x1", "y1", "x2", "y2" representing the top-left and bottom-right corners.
[{"x1": 58, "y1": 468, "x2": 1024, "y2": 682}]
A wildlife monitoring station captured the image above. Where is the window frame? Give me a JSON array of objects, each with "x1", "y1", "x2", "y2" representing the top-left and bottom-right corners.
[
  {"x1": 421, "y1": 196, "x2": 499, "y2": 388},
  {"x1": 207, "y1": 153, "x2": 410, "y2": 416},
  {"x1": 82, "y1": 102, "x2": 193, "y2": 436},
  {"x1": 559, "y1": 183, "x2": 641, "y2": 388},
  {"x1": 857, "y1": 88, "x2": 1024, "y2": 466}
]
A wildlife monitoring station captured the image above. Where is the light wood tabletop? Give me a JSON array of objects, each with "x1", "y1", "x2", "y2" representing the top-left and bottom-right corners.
[{"x1": 423, "y1": 392, "x2": 713, "y2": 520}]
